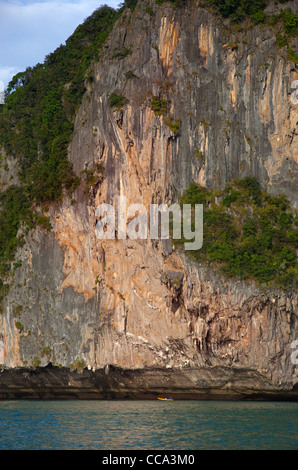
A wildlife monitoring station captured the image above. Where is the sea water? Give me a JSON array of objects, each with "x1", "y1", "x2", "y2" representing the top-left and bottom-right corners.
[{"x1": 0, "y1": 399, "x2": 297, "y2": 450}]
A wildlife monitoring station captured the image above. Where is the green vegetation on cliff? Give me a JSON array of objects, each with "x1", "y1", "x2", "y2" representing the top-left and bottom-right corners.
[
  {"x1": 1, "y1": 6, "x2": 118, "y2": 201},
  {"x1": 0, "y1": 6, "x2": 119, "y2": 300},
  {"x1": 175, "y1": 178, "x2": 297, "y2": 291}
]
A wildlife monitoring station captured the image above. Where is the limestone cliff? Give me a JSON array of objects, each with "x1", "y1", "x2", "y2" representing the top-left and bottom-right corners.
[{"x1": 0, "y1": 0, "x2": 297, "y2": 399}]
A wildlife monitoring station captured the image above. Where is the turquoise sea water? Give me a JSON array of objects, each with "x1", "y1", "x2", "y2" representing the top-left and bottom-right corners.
[{"x1": 0, "y1": 400, "x2": 297, "y2": 450}]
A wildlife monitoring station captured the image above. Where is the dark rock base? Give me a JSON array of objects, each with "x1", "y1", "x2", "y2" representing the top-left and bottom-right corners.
[{"x1": 0, "y1": 364, "x2": 297, "y2": 400}]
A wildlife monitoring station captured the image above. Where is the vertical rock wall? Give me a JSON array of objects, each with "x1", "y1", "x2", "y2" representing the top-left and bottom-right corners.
[{"x1": 0, "y1": 0, "x2": 297, "y2": 396}]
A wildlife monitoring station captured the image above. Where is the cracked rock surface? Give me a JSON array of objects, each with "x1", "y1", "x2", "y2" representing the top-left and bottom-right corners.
[{"x1": 0, "y1": 0, "x2": 297, "y2": 398}]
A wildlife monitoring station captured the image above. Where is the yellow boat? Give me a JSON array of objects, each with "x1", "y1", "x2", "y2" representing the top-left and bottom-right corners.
[{"x1": 157, "y1": 397, "x2": 174, "y2": 401}]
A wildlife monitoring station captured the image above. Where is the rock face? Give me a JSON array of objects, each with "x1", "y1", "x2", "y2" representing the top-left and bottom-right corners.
[{"x1": 0, "y1": 0, "x2": 297, "y2": 398}]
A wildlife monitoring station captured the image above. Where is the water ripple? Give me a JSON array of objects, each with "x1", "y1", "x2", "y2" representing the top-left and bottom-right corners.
[{"x1": 0, "y1": 400, "x2": 297, "y2": 450}]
